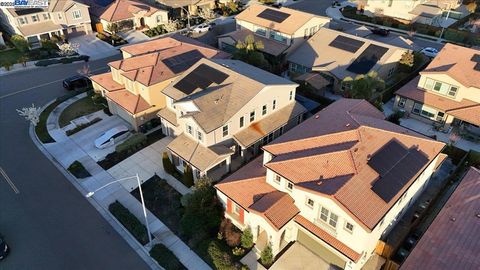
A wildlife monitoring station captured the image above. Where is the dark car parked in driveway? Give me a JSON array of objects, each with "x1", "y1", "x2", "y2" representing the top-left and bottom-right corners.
[
  {"x1": 63, "y1": 75, "x2": 92, "y2": 90},
  {"x1": 370, "y1": 27, "x2": 390, "y2": 36},
  {"x1": 0, "y1": 236, "x2": 9, "y2": 260}
]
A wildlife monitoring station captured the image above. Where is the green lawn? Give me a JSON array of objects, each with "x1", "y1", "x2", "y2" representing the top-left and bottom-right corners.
[
  {"x1": 59, "y1": 96, "x2": 105, "y2": 128},
  {"x1": 0, "y1": 48, "x2": 23, "y2": 66}
]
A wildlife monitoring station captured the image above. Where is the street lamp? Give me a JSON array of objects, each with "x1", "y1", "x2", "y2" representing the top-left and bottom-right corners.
[{"x1": 86, "y1": 174, "x2": 152, "y2": 247}]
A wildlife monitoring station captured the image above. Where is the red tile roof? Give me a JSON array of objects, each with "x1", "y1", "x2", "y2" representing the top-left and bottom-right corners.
[
  {"x1": 105, "y1": 89, "x2": 151, "y2": 114},
  {"x1": 250, "y1": 191, "x2": 300, "y2": 230},
  {"x1": 100, "y1": 0, "x2": 161, "y2": 22},
  {"x1": 90, "y1": 72, "x2": 125, "y2": 92},
  {"x1": 401, "y1": 167, "x2": 480, "y2": 270},
  {"x1": 295, "y1": 215, "x2": 362, "y2": 262}
]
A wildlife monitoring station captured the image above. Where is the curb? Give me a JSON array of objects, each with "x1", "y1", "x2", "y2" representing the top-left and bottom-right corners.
[{"x1": 29, "y1": 100, "x2": 161, "y2": 270}]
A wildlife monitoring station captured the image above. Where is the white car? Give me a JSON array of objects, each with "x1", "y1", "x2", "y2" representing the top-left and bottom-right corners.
[
  {"x1": 420, "y1": 47, "x2": 439, "y2": 58},
  {"x1": 94, "y1": 125, "x2": 130, "y2": 149},
  {"x1": 192, "y1": 23, "x2": 212, "y2": 33}
]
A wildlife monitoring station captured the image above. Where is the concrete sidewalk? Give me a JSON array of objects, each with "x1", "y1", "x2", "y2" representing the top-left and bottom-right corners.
[{"x1": 37, "y1": 94, "x2": 211, "y2": 270}]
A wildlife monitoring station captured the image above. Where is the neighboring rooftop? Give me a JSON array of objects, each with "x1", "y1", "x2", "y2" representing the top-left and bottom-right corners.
[
  {"x1": 401, "y1": 166, "x2": 480, "y2": 270},
  {"x1": 420, "y1": 43, "x2": 480, "y2": 89},
  {"x1": 7, "y1": 0, "x2": 86, "y2": 16},
  {"x1": 287, "y1": 27, "x2": 405, "y2": 79},
  {"x1": 218, "y1": 28, "x2": 289, "y2": 56},
  {"x1": 100, "y1": 0, "x2": 161, "y2": 22},
  {"x1": 235, "y1": 4, "x2": 327, "y2": 35}
]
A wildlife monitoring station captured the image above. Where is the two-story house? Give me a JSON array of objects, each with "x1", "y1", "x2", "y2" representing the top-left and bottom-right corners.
[
  {"x1": 159, "y1": 58, "x2": 307, "y2": 181},
  {"x1": 90, "y1": 34, "x2": 229, "y2": 131},
  {"x1": 0, "y1": 0, "x2": 92, "y2": 47},
  {"x1": 215, "y1": 98, "x2": 445, "y2": 270},
  {"x1": 156, "y1": 0, "x2": 216, "y2": 18},
  {"x1": 217, "y1": 4, "x2": 330, "y2": 59},
  {"x1": 394, "y1": 43, "x2": 480, "y2": 135},
  {"x1": 287, "y1": 27, "x2": 406, "y2": 94}
]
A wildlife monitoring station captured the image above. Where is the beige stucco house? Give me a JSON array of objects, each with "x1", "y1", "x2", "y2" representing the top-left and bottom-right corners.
[
  {"x1": 0, "y1": 0, "x2": 92, "y2": 47},
  {"x1": 287, "y1": 27, "x2": 406, "y2": 94},
  {"x1": 160, "y1": 58, "x2": 307, "y2": 181},
  {"x1": 90, "y1": 34, "x2": 229, "y2": 131},
  {"x1": 218, "y1": 4, "x2": 330, "y2": 59},
  {"x1": 394, "y1": 43, "x2": 480, "y2": 135},
  {"x1": 216, "y1": 98, "x2": 445, "y2": 270},
  {"x1": 156, "y1": 0, "x2": 216, "y2": 18}
]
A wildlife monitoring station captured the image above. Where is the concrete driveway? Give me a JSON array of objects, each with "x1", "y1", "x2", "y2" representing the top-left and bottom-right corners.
[
  {"x1": 70, "y1": 115, "x2": 131, "y2": 162},
  {"x1": 271, "y1": 243, "x2": 333, "y2": 270},
  {"x1": 118, "y1": 30, "x2": 150, "y2": 44},
  {"x1": 70, "y1": 34, "x2": 120, "y2": 60}
]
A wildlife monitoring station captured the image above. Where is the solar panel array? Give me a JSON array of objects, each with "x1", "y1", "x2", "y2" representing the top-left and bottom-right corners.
[
  {"x1": 257, "y1": 9, "x2": 291, "y2": 23},
  {"x1": 474, "y1": 62, "x2": 480, "y2": 71},
  {"x1": 471, "y1": 54, "x2": 480, "y2": 62},
  {"x1": 15, "y1": 8, "x2": 44, "y2": 15},
  {"x1": 163, "y1": 50, "x2": 204, "y2": 74},
  {"x1": 346, "y1": 44, "x2": 389, "y2": 74},
  {"x1": 173, "y1": 64, "x2": 229, "y2": 95},
  {"x1": 370, "y1": 140, "x2": 430, "y2": 202},
  {"x1": 328, "y1": 36, "x2": 365, "y2": 53}
]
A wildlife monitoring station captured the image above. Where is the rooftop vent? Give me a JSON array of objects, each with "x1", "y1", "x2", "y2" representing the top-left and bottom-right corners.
[
  {"x1": 450, "y1": 217, "x2": 456, "y2": 222},
  {"x1": 346, "y1": 123, "x2": 351, "y2": 127},
  {"x1": 315, "y1": 115, "x2": 320, "y2": 119}
]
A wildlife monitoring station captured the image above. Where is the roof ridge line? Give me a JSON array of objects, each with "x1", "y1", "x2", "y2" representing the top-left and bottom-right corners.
[
  {"x1": 446, "y1": 102, "x2": 480, "y2": 112},
  {"x1": 362, "y1": 125, "x2": 444, "y2": 146}
]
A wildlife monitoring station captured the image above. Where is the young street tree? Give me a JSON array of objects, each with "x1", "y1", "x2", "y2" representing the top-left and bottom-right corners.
[
  {"x1": 11, "y1": 35, "x2": 29, "y2": 52},
  {"x1": 17, "y1": 104, "x2": 42, "y2": 126},
  {"x1": 399, "y1": 50, "x2": 415, "y2": 68},
  {"x1": 235, "y1": 34, "x2": 270, "y2": 70}
]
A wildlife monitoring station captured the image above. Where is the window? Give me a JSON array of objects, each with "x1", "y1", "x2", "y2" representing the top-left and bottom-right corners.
[
  {"x1": 186, "y1": 124, "x2": 193, "y2": 135},
  {"x1": 319, "y1": 206, "x2": 339, "y2": 229},
  {"x1": 262, "y1": 105, "x2": 267, "y2": 115},
  {"x1": 304, "y1": 28, "x2": 308, "y2": 39},
  {"x1": 398, "y1": 97, "x2": 406, "y2": 108},
  {"x1": 436, "y1": 111, "x2": 445, "y2": 122},
  {"x1": 58, "y1": 13, "x2": 62, "y2": 20},
  {"x1": 320, "y1": 207, "x2": 329, "y2": 222},
  {"x1": 306, "y1": 198, "x2": 314, "y2": 208},
  {"x1": 197, "y1": 131, "x2": 203, "y2": 141},
  {"x1": 254, "y1": 26, "x2": 266, "y2": 36},
  {"x1": 309, "y1": 26, "x2": 317, "y2": 36},
  {"x1": 286, "y1": 181, "x2": 293, "y2": 191},
  {"x1": 72, "y1": 10, "x2": 82, "y2": 19},
  {"x1": 250, "y1": 111, "x2": 255, "y2": 122},
  {"x1": 270, "y1": 30, "x2": 287, "y2": 44},
  {"x1": 274, "y1": 174, "x2": 281, "y2": 184},
  {"x1": 43, "y1": 14, "x2": 49, "y2": 20},
  {"x1": 424, "y1": 78, "x2": 435, "y2": 90},
  {"x1": 18, "y1": 17, "x2": 27, "y2": 25},
  {"x1": 233, "y1": 203, "x2": 241, "y2": 215},
  {"x1": 448, "y1": 86, "x2": 458, "y2": 97},
  {"x1": 272, "y1": 100, "x2": 276, "y2": 110},
  {"x1": 387, "y1": 67, "x2": 395, "y2": 78},
  {"x1": 156, "y1": 15, "x2": 163, "y2": 23},
  {"x1": 329, "y1": 213, "x2": 338, "y2": 227},
  {"x1": 222, "y1": 125, "x2": 229, "y2": 137},
  {"x1": 433, "y1": 81, "x2": 442, "y2": 91},
  {"x1": 31, "y1": 15, "x2": 39, "y2": 22},
  {"x1": 289, "y1": 91, "x2": 293, "y2": 101},
  {"x1": 239, "y1": 116, "x2": 244, "y2": 128},
  {"x1": 412, "y1": 102, "x2": 422, "y2": 114},
  {"x1": 344, "y1": 222, "x2": 354, "y2": 233}
]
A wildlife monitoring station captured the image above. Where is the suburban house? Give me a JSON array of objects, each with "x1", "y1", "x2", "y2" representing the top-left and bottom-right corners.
[
  {"x1": 217, "y1": 4, "x2": 330, "y2": 60},
  {"x1": 87, "y1": 0, "x2": 169, "y2": 33},
  {"x1": 394, "y1": 43, "x2": 480, "y2": 135},
  {"x1": 354, "y1": 0, "x2": 461, "y2": 22},
  {"x1": 160, "y1": 58, "x2": 307, "y2": 181},
  {"x1": 400, "y1": 166, "x2": 480, "y2": 270},
  {"x1": 287, "y1": 27, "x2": 406, "y2": 95},
  {"x1": 156, "y1": 0, "x2": 216, "y2": 18},
  {"x1": 90, "y1": 34, "x2": 229, "y2": 131},
  {"x1": 0, "y1": 0, "x2": 92, "y2": 47},
  {"x1": 215, "y1": 98, "x2": 445, "y2": 270}
]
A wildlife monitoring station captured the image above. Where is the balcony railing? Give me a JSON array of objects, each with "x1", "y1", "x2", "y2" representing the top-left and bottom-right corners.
[{"x1": 314, "y1": 218, "x2": 338, "y2": 237}]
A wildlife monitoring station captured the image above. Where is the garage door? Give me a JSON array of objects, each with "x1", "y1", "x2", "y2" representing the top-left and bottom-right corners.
[
  {"x1": 297, "y1": 230, "x2": 346, "y2": 269},
  {"x1": 69, "y1": 26, "x2": 86, "y2": 37}
]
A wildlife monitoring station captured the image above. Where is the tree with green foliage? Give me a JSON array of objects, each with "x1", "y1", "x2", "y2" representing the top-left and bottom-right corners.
[
  {"x1": 466, "y1": 2, "x2": 477, "y2": 13},
  {"x1": 11, "y1": 35, "x2": 29, "y2": 52},
  {"x1": 180, "y1": 176, "x2": 223, "y2": 242},
  {"x1": 234, "y1": 34, "x2": 270, "y2": 70},
  {"x1": 107, "y1": 23, "x2": 119, "y2": 34},
  {"x1": 183, "y1": 165, "x2": 194, "y2": 187},
  {"x1": 399, "y1": 50, "x2": 414, "y2": 68},
  {"x1": 343, "y1": 71, "x2": 385, "y2": 100},
  {"x1": 241, "y1": 227, "x2": 254, "y2": 249},
  {"x1": 162, "y1": 152, "x2": 175, "y2": 174},
  {"x1": 260, "y1": 243, "x2": 274, "y2": 266},
  {"x1": 40, "y1": 39, "x2": 58, "y2": 54},
  {"x1": 2, "y1": 61, "x2": 15, "y2": 71}
]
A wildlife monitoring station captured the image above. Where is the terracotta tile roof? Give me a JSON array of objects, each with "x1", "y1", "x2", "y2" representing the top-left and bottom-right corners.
[
  {"x1": 157, "y1": 0, "x2": 214, "y2": 8},
  {"x1": 108, "y1": 37, "x2": 229, "y2": 87},
  {"x1": 233, "y1": 101, "x2": 306, "y2": 148},
  {"x1": 90, "y1": 72, "x2": 125, "y2": 92},
  {"x1": 396, "y1": 76, "x2": 480, "y2": 125},
  {"x1": 295, "y1": 215, "x2": 362, "y2": 262},
  {"x1": 420, "y1": 43, "x2": 480, "y2": 89},
  {"x1": 105, "y1": 89, "x2": 151, "y2": 114},
  {"x1": 401, "y1": 167, "x2": 480, "y2": 270},
  {"x1": 167, "y1": 134, "x2": 233, "y2": 172},
  {"x1": 218, "y1": 28, "x2": 289, "y2": 56},
  {"x1": 250, "y1": 191, "x2": 299, "y2": 230},
  {"x1": 235, "y1": 4, "x2": 326, "y2": 35},
  {"x1": 100, "y1": 0, "x2": 162, "y2": 22}
]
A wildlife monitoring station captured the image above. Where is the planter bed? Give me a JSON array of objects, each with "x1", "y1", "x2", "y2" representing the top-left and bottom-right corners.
[{"x1": 67, "y1": 160, "x2": 91, "y2": 178}]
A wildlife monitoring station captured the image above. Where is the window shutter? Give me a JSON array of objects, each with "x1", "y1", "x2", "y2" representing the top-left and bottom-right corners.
[
  {"x1": 226, "y1": 199, "x2": 232, "y2": 213},
  {"x1": 239, "y1": 208, "x2": 244, "y2": 224}
]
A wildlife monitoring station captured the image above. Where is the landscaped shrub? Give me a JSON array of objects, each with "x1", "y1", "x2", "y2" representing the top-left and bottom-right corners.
[
  {"x1": 115, "y1": 133, "x2": 147, "y2": 154},
  {"x1": 207, "y1": 240, "x2": 236, "y2": 270},
  {"x1": 260, "y1": 243, "x2": 274, "y2": 267},
  {"x1": 232, "y1": 247, "x2": 245, "y2": 256},
  {"x1": 241, "y1": 227, "x2": 254, "y2": 249},
  {"x1": 183, "y1": 165, "x2": 194, "y2": 187},
  {"x1": 67, "y1": 160, "x2": 91, "y2": 178},
  {"x1": 35, "y1": 55, "x2": 89, "y2": 66},
  {"x1": 150, "y1": 244, "x2": 185, "y2": 270},
  {"x1": 109, "y1": 200, "x2": 149, "y2": 244},
  {"x1": 220, "y1": 219, "x2": 241, "y2": 247},
  {"x1": 66, "y1": 118, "x2": 102, "y2": 136},
  {"x1": 11, "y1": 35, "x2": 29, "y2": 52},
  {"x1": 162, "y1": 152, "x2": 175, "y2": 174}
]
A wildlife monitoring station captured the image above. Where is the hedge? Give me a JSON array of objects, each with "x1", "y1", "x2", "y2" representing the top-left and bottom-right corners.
[
  {"x1": 109, "y1": 201, "x2": 149, "y2": 245},
  {"x1": 115, "y1": 133, "x2": 147, "y2": 153},
  {"x1": 150, "y1": 244, "x2": 186, "y2": 270},
  {"x1": 35, "y1": 55, "x2": 89, "y2": 67},
  {"x1": 67, "y1": 160, "x2": 91, "y2": 178},
  {"x1": 66, "y1": 118, "x2": 102, "y2": 136}
]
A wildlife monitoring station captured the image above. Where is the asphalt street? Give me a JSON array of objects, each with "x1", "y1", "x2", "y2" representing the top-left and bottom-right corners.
[{"x1": 0, "y1": 56, "x2": 151, "y2": 270}]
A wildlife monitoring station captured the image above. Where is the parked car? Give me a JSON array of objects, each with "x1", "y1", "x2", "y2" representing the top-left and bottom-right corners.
[
  {"x1": 0, "y1": 236, "x2": 9, "y2": 260},
  {"x1": 420, "y1": 47, "x2": 439, "y2": 58},
  {"x1": 63, "y1": 75, "x2": 92, "y2": 90},
  {"x1": 192, "y1": 23, "x2": 212, "y2": 33},
  {"x1": 94, "y1": 125, "x2": 130, "y2": 149},
  {"x1": 370, "y1": 27, "x2": 390, "y2": 36}
]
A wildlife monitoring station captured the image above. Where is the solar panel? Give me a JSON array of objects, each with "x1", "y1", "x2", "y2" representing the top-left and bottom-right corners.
[
  {"x1": 15, "y1": 8, "x2": 43, "y2": 15},
  {"x1": 257, "y1": 9, "x2": 291, "y2": 23},
  {"x1": 346, "y1": 44, "x2": 389, "y2": 74},
  {"x1": 328, "y1": 35, "x2": 365, "y2": 53},
  {"x1": 474, "y1": 62, "x2": 480, "y2": 71},
  {"x1": 173, "y1": 63, "x2": 229, "y2": 95},
  {"x1": 371, "y1": 148, "x2": 429, "y2": 202},
  {"x1": 470, "y1": 54, "x2": 480, "y2": 62},
  {"x1": 96, "y1": 0, "x2": 114, "y2": 7},
  {"x1": 163, "y1": 50, "x2": 204, "y2": 74},
  {"x1": 368, "y1": 140, "x2": 409, "y2": 176}
]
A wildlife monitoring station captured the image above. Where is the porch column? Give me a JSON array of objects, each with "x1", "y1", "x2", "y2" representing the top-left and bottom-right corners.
[{"x1": 226, "y1": 156, "x2": 231, "y2": 173}]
